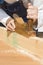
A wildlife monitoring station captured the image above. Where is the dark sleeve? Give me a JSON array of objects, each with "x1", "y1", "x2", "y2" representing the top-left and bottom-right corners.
[
  {"x1": 0, "y1": 0, "x2": 4, "y2": 4},
  {"x1": 0, "y1": 0, "x2": 4, "y2": 8}
]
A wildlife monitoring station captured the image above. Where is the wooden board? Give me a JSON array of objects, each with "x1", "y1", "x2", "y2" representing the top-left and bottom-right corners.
[
  {"x1": 0, "y1": 33, "x2": 41, "y2": 65},
  {"x1": 0, "y1": 27, "x2": 43, "y2": 64},
  {"x1": 0, "y1": 40, "x2": 41, "y2": 65},
  {"x1": 0, "y1": 18, "x2": 43, "y2": 65}
]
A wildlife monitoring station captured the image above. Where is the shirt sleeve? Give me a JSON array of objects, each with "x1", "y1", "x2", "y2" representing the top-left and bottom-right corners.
[
  {"x1": 38, "y1": 5, "x2": 43, "y2": 32},
  {"x1": 0, "y1": 8, "x2": 10, "y2": 26},
  {"x1": 33, "y1": 0, "x2": 43, "y2": 32}
]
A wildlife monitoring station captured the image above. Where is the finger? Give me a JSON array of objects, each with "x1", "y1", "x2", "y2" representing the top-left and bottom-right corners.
[
  {"x1": 27, "y1": 9, "x2": 34, "y2": 14},
  {"x1": 27, "y1": 15, "x2": 33, "y2": 19},
  {"x1": 7, "y1": 26, "x2": 15, "y2": 31},
  {"x1": 27, "y1": 11, "x2": 35, "y2": 15},
  {"x1": 28, "y1": 6, "x2": 33, "y2": 9},
  {"x1": 27, "y1": 15, "x2": 38, "y2": 20},
  {"x1": 33, "y1": 15, "x2": 38, "y2": 19},
  {"x1": 7, "y1": 23, "x2": 15, "y2": 31},
  {"x1": 28, "y1": 3, "x2": 32, "y2": 6},
  {"x1": 27, "y1": 15, "x2": 34, "y2": 19},
  {"x1": 27, "y1": 15, "x2": 30, "y2": 19},
  {"x1": 28, "y1": 5, "x2": 37, "y2": 10},
  {"x1": 6, "y1": 26, "x2": 12, "y2": 31},
  {"x1": 10, "y1": 20, "x2": 16, "y2": 29},
  {"x1": 27, "y1": 10, "x2": 38, "y2": 16}
]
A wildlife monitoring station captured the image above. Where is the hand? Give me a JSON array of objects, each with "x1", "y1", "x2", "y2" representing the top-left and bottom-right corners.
[
  {"x1": 27, "y1": 3, "x2": 38, "y2": 22},
  {"x1": 6, "y1": 18, "x2": 16, "y2": 31}
]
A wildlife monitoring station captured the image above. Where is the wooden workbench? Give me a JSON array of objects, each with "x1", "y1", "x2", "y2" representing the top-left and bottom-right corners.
[
  {"x1": 0, "y1": 17, "x2": 43, "y2": 65},
  {"x1": 0, "y1": 26, "x2": 43, "y2": 65}
]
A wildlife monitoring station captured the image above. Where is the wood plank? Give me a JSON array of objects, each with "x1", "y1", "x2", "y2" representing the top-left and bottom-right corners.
[
  {"x1": 0, "y1": 27, "x2": 43, "y2": 60},
  {"x1": 0, "y1": 18, "x2": 42, "y2": 65},
  {"x1": 0, "y1": 36, "x2": 41, "y2": 65}
]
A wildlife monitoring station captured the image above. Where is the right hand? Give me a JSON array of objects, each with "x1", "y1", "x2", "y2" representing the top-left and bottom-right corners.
[{"x1": 6, "y1": 18, "x2": 16, "y2": 31}]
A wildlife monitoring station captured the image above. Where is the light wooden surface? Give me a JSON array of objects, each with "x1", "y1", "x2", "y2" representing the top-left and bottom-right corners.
[
  {"x1": 0, "y1": 27, "x2": 43, "y2": 65},
  {"x1": 0, "y1": 17, "x2": 42, "y2": 65},
  {"x1": 0, "y1": 34, "x2": 41, "y2": 65}
]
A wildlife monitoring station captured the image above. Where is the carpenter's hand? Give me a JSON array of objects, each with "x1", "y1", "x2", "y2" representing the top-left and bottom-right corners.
[
  {"x1": 6, "y1": 18, "x2": 16, "y2": 31},
  {"x1": 27, "y1": 3, "x2": 38, "y2": 22}
]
